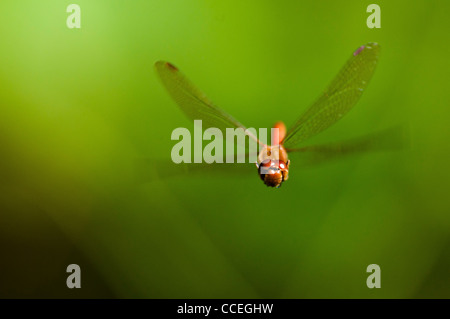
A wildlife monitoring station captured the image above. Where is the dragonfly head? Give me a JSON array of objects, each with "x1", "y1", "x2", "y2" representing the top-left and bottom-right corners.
[{"x1": 258, "y1": 159, "x2": 289, "y2": 188}]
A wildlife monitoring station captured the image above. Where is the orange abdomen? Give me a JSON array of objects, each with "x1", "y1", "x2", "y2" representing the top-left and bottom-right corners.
[{"x1": 272, "y1": 121, "x2": 286, "y2": 146}]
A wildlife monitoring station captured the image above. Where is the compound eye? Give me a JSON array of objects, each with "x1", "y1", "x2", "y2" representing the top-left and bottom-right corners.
[{"x1": 279, "y1": 161, "x2": 286, "y2": 169}]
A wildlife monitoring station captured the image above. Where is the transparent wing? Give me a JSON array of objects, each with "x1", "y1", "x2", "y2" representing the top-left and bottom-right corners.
[
  {"x1": 155, "y1": 61, "x2": 260, "y2": 144},
  {"x1": 288, "y1": 126, "x2": 406, "y2": 167},
  {"x1": 282, "y1": 43, "x2": 380, "y2": 149},
  {"x1": 135, "y1": 157, "x2": 256, "y2": 184}
]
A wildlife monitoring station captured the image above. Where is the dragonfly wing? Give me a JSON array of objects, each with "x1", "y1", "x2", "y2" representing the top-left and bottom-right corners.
[
  {"x1": 288, "y1": 126, "x2": 406, "y2": 167},
  {"x1": 135, "y1": 158, "x2": 256, "y2": 184},
  {"x1": 282, "y1": 43, "x2": 380, "y2": 149},
  {"x1": 155, "y1": 61, "x2": 260, "y2": 144}
]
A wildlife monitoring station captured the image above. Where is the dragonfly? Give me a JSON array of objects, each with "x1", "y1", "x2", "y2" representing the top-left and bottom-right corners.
[{"x1": 153, "y1": 43, "x2": 395, "y2": 188}]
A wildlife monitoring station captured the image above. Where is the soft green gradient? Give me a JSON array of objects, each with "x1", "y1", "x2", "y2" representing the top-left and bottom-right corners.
[{"x1": 0, "y1": 0, "x2": 449, "y2": 298}]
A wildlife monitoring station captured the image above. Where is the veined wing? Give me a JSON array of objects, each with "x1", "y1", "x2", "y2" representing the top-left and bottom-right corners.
[
  {"x1": 155, "y1": 61, "x2": 260, "y2": 144},
  {"x1": 282, "y1": 43, "x2": 380, "y2": 149},
  {"x1": 288, "y1": 126, "x2": 406, "y2": 166}
]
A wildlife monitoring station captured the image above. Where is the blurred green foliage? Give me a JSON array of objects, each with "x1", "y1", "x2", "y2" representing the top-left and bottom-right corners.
[{"x1": 0, "y1": 0, "x2": 449, "y2": 298}]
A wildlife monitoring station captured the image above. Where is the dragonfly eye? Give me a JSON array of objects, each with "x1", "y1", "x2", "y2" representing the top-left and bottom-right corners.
[
  {"x1": 258, "y1": 159, "x2": 289, "y2": 187},
  {"x1": 258, "y1": 160, "x2": 287, "y2": 173},
  {"x1": 259, "y1": 159, "x2": 273, "y2": 168}
]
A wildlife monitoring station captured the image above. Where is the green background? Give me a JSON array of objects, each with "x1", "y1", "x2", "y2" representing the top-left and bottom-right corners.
[{"x1": 1, "y1": 0, "x2": 449, "y2": 298}]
